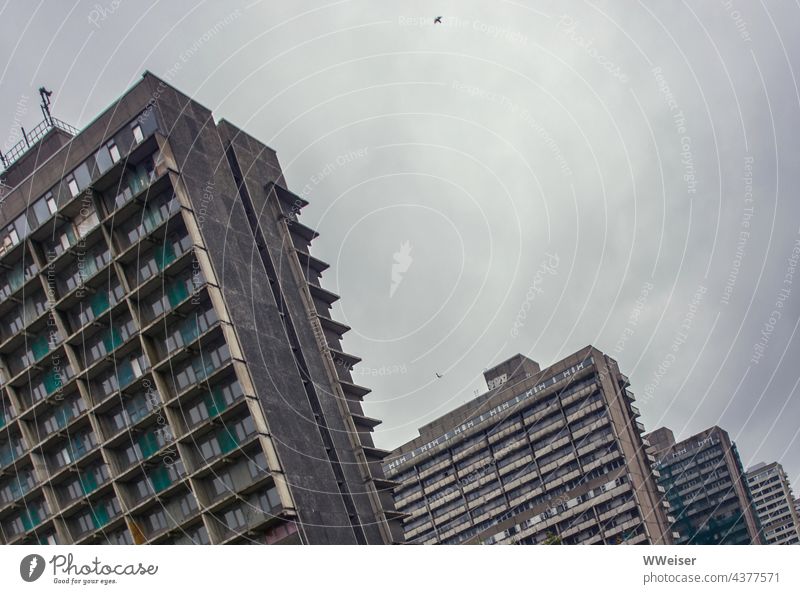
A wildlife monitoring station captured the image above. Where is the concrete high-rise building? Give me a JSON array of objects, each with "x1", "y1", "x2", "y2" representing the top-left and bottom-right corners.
[
  {"x1": 385, "y1": 347, "x2": 673, "y2": 545},
  {"x1": 746, "y1": 462, "x2": 800, "y2": 545},
  {"x1": 648, "y1": 426, "x2": 763, "y2": 545},
  {"x1": 0, "y1": 73, "x2": 401, "y2": 545}
]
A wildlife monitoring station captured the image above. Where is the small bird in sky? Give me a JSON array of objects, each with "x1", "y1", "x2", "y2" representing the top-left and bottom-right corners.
[
  {"x1": 435, "y1": 372, "x2": 443, "y2": 379},
  {"x1": 434, "y1": 16, "x2": 443, "y2": 24}
]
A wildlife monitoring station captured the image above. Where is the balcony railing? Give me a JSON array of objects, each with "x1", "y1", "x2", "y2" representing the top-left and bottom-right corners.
[{"x1": 0, "y1": 117, "x2": 79, "y2": 172}]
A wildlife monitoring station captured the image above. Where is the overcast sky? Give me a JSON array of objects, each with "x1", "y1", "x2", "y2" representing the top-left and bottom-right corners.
[{"x1": 2, "y1": 1, "x2": 799, "y2": 486}]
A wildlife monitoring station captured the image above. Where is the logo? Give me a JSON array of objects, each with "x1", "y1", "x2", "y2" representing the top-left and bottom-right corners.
[
  {"x1": 390, "y1": 240, "x2": 413, "y2": 297},
  {"x1": 20, "y1": 554, "x2": 46, "y2": 582}
]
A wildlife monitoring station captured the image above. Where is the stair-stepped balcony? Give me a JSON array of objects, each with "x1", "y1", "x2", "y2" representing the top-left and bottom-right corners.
[
  {"x1": 110, "y1": 184, "x2": 181, "y2": 255},
  {"x1": 118, "y1": 220, "x2": 194, "y2": 294},
  {"x1": 120, "y1": 457, "x2": 190, "y2": 513},
  {"x1": 62, "y1": 270, "x2": 126, "y2": 333},
  {"x1": 0, "y1": 428, "x2": 28, "y2": 475},
  {"x1": 49, "y1": 238, "x2": 113, "y2": 306},
  {"x1": 70, "y1": 310, "x2": 137, "y2": 371},
  {"x1": 168, "y1": 372, "x2": 246, "y2": 437},
  {"x1": 266, "y1": 182, "x2": 309, "y2": 217},
  {"x1": 181, "y1": 412, "x2": 259, "y2": 475},
  {"x1": 0, "y1": 242, "x2": 39, "y2": 307},
  {"x1": 85, "y1": 348, "x2": 150, "y2": 409},
  {"x1": 2, "y1": 315, "x2": 65, "y2": 379},
  {"x1": 286, "y1": 220, "x2": 319, "y2": 252},
  {"x1": 0, "y1": 464, "x2": 37, "y2": 513},
  {"x1": 13, "y1": 355, "x2": 76, "y2": 414},
  {"x1": 42, "y1": 423, "x2": 99, "y2": 481},
  {"x1": 161, "y1": 337, "x2": 233, "y2": 401},
  {"x1": 52, "y1": 460, "x2": 113, "y2": 515},
  {"x1": 195, "y1": 448, "x2": 271, "y2": 511},
  {"x1": 134, "y1": 266, "x2": 207, "y2": 329},
  {"x1": 294, "y1": 249, "x2": 328, "y2": 288},
  {"x1": 146, "y1": 301, "x2": 220, "y2": 367},
  {"x1": 108, "y1": 419, "x2": 176, "y2": 476},
  {"x1": 96, "y1": 140, "x2": 166, "y2": 217},
  {"x1": 338, "y1": 379, "x2": 371, "y2": 402},
  {"x1": 0, "y1": 496, "x2": 51, "y2": 543},
  {"x1": 68, "y1": 494, "x2": 125, "y2": 543},
  {"x1": 209, "y1": 484, "x2": 285, "y2": 544},
  {"x1": 152, "y1": 519, "x2": 210, "y2": 545},
  {"x1": 29, "y1": 193, "x2": 104, "y2": 275},
  {"x1": 128, "y1": 486, "x2": 199, "y2": 543},
  {"x1": 0, "y1": 286, "x2": 49, "y2": 347},
  {"x1": 94, "y1": 386, "x2": 163, "y2": 444},
  {"x1": 23, "y1": 388, "x2": 88, "y2": 449}
]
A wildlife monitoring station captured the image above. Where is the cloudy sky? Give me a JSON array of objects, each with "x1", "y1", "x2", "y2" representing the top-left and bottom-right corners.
[{"x1": 2, "y1": 1, "x2": 799, "y2": 485}]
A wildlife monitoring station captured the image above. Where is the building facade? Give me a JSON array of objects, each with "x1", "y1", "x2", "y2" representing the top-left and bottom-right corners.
[
  {"x1": 0, "y1": 73, "x2": 400, "y2": 545},
  {"x1": 746, "y1": 462, "x2": 800, "y2": 545},
  {"x1": 648, "y1": 426, "x2": 763, "y2": 545},
  {"x1": 386, "y1": 347, "x2": 673, "y2": 545}
]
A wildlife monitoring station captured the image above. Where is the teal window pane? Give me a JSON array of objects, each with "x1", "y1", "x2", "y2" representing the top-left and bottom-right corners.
[
  {"x1": 22, "y1": 508, "x2": 42, "y2": 531},
  {"x1": 167, "y1": 279, "x2": 189, "y2": 308},
  {"x1": 150, "y1": 465, "x2": 171, "y2": 493},
  {"x1": 90, "y1": 290, "x2": 110, "y2": 316},
  {"x1": 138, "y1": 432, "x2": 159, "y2": 459},
  {"x1": 155, "y1": 242, "x2": 176, "y2": 271},
  {"x1": 142, "y1": 209, "x2": 160, "y2": 234},
  {"x1": 80, "y1": 469, "x2": 98, "y2": 494},
  {"x1": 218, "y1": 428, "x2": 238, "y2": 454},
  {"x1": 31, "y1": 334, "x2": 50, "y2": 361},
  {"x1": 92, "y1": 505, "x2": 110, "y2": 529},
  {"x1": 180, "y1": 317, "x2": 200, "y2": 346},
  {"x1": 43, "y1": 369, "x2": 63, "y2": 395},
  {"x1": 117, "y1": 359, "x2": 135, "y2": 388},
  {"x1": 8, "y1": 262, "x2": 24, "y2": 291},
  {"x1": 204, "y1": 388, "x2": 226, "y2": 417},
  {"x1": 55, "y1": 404, "x2": 73, "y2": 429},
  {"x1": 102, "y1": 327, "x2": 122, "y2": 353},
  {"x1": 0, "y1": 411, "x2": 6, "y2": 429}
]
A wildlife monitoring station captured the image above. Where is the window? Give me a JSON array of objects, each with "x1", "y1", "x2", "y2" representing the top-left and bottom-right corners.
[
  {"x1": 67, "y1": 175, "x2": 80, "y2": 197},
  {"x1": 132, "y1": 123, "x2": 144, "y2": 143},
  {"x1": 108, "y1": 140, "x2": 120, "y2": 163},
  {"x1": 31, "y1": 192, "x2": 57, "y2": 225}
]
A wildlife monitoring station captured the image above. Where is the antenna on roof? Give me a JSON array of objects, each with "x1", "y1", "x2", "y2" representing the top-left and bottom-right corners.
[{"x1": 39, "y1": 86, "x2": 53, "y2": 125}]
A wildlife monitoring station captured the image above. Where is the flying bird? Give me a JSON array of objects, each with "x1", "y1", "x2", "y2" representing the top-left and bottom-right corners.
[
  {"x1": 434, "y1": 16, "x2": 443, "y2": 24},
  {"x1": 435, "y1": 372, "x2": 443, "y2": 379}
]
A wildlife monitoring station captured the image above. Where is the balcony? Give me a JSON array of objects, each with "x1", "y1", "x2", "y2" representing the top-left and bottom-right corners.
[
  {"x1": 0, "y1": 246, "x2": 38, "y2": 307},
  {"x1": 69, "y1": 495, "x2": 124, "y2": 542}
]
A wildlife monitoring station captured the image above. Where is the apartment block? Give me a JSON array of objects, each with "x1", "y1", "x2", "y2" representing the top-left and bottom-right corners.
[
  {"x1": 746, "y1": 462, "x2": 800, "y2": 545},
  {"x1": 386, "y1": 347, "x2": 673, "y2": 545},
  {"x1": 0, "y1": 73, "x2": 400, "y2": 545},
  {"x1": 648, "y1": 426, "x2": 763, "y2": 545}
]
